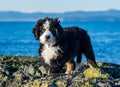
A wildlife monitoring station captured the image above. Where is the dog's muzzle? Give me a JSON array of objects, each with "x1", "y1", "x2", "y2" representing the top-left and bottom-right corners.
[
  {"x1": 39, "y1": 30, "x2": 54, "y2": 44},
  {"x1": 45, "y1": 35, "x2": 50, "y2": 40}
]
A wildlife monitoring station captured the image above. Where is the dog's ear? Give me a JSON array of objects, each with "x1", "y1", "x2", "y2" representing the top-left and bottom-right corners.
[
  {"x1": 37, "y1": 19, "x2": 44, "y2": 25},
  {"x1": 32, "y1": 18, "x2": 45, "y2": 40},
  {"x1": 53, "y1": 18, "x2": 63, "y2": 42},
  {"x1": 32, "y1": 27, "x2": 40, "y2": 40},
  {"x1": 56, "y1": 26, "x2": 63, "y2": 40},
  {"x1": 53, "y1": 18, "x2": 60, "y2": 24}
]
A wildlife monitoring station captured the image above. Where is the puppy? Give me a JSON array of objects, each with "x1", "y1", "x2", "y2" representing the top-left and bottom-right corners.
[{"x1": 32, "y1": 17, "x2": 97, "y2": 74}]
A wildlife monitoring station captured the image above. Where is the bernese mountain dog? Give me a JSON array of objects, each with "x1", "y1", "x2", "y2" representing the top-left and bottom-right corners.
[{"x1": 32, "y1": 17, "x2": 97, "y2": 74}]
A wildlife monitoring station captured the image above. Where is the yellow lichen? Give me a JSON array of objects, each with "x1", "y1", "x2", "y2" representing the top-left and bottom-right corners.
[
  {"x1": 81, "y1": 82, "x2": 93, "y2": 87},
  {"x1": 102, "y1": 74, "x2": 110, "y2": 78},
  {"x1": 84, "y1": 68, "x2": 111, "y2": 79},
  {"x1": 55, "y1": 80, "x2": 66, "y2": 87},
  {"x1": 15, "y1": 73, "x2": 22, "y2": 80},
  {"x1": 40, "y1": 83, "x2": 49, "y2": 87},
  {"x1": 97, "y1": 62, "x2": 103, "y2": 67},
  {"x1": 32, "y1": 80, "x2": 40, "y2": 87},
  {"x1": 0, "y1": 74, "x2": 4, "y2": 79},
  {"x1": 0, "y1": 74, "x2": 8, "y2": 81}
]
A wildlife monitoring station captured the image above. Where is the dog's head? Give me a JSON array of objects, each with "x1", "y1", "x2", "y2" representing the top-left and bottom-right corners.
[{"x1": 32, "y1": 17, "x2": 63, "y2": 45}]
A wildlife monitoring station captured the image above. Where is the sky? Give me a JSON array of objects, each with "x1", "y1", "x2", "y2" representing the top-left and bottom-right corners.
[{"x1": 0, "y1": 0, "x2": 120, "y2": 13}]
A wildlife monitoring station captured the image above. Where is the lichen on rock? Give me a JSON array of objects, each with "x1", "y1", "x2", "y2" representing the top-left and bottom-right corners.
[
  {"x1": 0, "y1": 55, "x2": 120, "y2": 87},
  {"x1": 83, "y1": 68, "x2": 112, "y2": 79}
]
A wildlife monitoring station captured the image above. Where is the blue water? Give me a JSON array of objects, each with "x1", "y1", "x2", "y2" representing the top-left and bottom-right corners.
[{"x1": 0, "y1": 21, "x2": 120, "y2": 64}]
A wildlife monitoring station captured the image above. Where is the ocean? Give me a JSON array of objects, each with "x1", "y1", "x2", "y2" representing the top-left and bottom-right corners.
[{"x1": 0, "y1": 21, "x2": 120, "y2": 64}]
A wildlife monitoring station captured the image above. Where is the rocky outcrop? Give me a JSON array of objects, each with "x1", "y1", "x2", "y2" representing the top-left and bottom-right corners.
[{"x1": 0, "y1": 55, "x2": 120, "y2": 87}]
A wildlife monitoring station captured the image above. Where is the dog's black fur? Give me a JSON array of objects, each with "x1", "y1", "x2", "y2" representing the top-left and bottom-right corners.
[{"x1": 32, "y1": 17, "x2": 97, "y2": 74}]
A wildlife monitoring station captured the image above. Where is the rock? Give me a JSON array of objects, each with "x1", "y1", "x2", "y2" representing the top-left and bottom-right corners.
[
  {"x1": 0, "y1": 73, "x2": 4, "y2": 79},
  {"x1": 0, "y1": 73, "x2": 8, "y2": 81},
  {"x1": 14, "y1": 73, "x2": 23, "y2": 80},
  {"x1": 28, "y1": 64, "x2": 35, "y2": 75},
  {"x1": 39, "y1": 66, "x2": 47, "y2": 74},
  {"x1": 81, "y1": 81, "x2": 95, "y2": 87},
  {"x1": 35, "y1": 71, "x2": 41, "y2": 77},
  {"x1": 41, "y1": 83, "x2": 49, "y2": 87},
  {"x1": 0, "y1": 81, "x2": 6, "y2": 87},
  {"x1": 55, "y1": 80, "x2": 66, "y2": 87},
  {"x1": 32, "y1": 80, "x2": 41, "y2": 87},
  {"x1": 0, "y1": 55, "x2": 120, "y2": 87}
]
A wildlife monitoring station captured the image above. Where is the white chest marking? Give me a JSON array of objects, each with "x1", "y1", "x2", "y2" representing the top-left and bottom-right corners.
[{"x1": 41, "y1": 44, "x2": 61, "y2": 66}]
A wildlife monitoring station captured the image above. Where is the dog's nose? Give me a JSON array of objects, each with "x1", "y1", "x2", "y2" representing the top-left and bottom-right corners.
[{"x1": 45, "y1": 35, "x2": 50, "y2": 39}]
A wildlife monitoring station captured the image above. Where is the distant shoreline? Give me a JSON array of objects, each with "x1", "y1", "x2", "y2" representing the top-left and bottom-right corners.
[{"x1": 1, "y1": 9, "x2": 120, "y2": 22}]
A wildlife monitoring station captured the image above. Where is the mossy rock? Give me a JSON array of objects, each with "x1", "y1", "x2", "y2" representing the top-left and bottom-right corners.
[
  {"x1": 81, "y1": 81, "x2": 95, "y2": 87},
  {"x1": 0, "y1": 55, "x2": 120, "y2": 87},
  {"x1": 0, "y1": 74, "x2": 7, "y2": 81},
  {"x1": 83, "y1": 68, "x2": 112, "y2": 79},
  {"x1": 0, "y1": 74, "x2": 4, "y2": 79},
  {"x1": 40, "y1": 83, "x2": 49, "y2": 87},
  {"x1": 32, "y1": 80, "x2": 41, "y2": 87},
  {"x1": 55, "y1": 80, "x2": 67, "y2": 87},
  {"x1": 14, "y1": 73, "x2": 23, "y2": 80}
]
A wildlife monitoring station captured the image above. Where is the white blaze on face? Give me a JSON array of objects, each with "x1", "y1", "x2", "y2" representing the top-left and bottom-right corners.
[
  {"x1": 43, "y1": 20, "x2": 50, "y2": 30},
  {"x1": 39, "y1": 20, "x2": 54, "y2": 44}
]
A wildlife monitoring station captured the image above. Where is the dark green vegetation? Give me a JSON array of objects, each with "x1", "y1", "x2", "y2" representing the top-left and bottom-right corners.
[{"x1": 0, "y1": 55, "x2": 120, "y2": 87}]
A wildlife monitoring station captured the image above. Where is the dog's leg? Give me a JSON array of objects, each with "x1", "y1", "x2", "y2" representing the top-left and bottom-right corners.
[
  {"x1": 76, "y1": 53, "x2": 82, "y2": 70},
  {"x1": 65, "y1": 59, "x2": 75, "y2": 74},
  {"x1": 85, "y1": 48, "x2": 98, "y2": 68},
  {"x1": 87, "y1": 59, "x2": 98, "y2": 68},
  {"x1": 81, "y1": 30, "x2": 98, "y2": 68}
]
